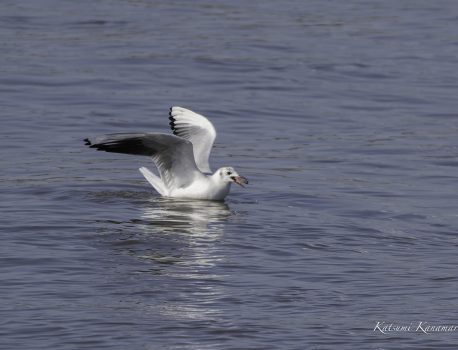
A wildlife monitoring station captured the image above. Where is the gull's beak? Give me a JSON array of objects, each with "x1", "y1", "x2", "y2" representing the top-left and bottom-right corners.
[{"x1": 231, "y1": 175, "x2": 249, "y2": 187}]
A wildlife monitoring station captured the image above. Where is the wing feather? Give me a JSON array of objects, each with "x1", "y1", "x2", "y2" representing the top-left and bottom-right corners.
[
  {"x1": 169, "y1": 107, "x2": 216, "y2": 173},
  {"x1": 85, "y1": 133, "x2": 200, "y2": 189}
]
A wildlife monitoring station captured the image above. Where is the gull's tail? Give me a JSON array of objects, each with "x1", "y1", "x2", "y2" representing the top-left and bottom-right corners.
[{"x1": 139, "y1": 167, "x2": 168, "y2": 196}]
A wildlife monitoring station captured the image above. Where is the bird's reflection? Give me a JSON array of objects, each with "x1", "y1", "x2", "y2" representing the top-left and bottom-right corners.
[
  {"x1": 125, "y1": 196, "x2": 233, "y2": 271},
  {"x1": 140, "y1": 197, "x2": 231, "y2": 237},
  {"x1": 98, "y1": 194, "x2": 233, "y2": 323}
]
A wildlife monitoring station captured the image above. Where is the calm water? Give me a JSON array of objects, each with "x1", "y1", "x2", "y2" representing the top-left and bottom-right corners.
[{"x1": 1, "y1": 1, "x2": 458, "y2": 349}]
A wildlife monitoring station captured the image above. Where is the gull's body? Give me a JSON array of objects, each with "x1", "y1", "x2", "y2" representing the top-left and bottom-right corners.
[
  {"x1": 85, "y1": 107, "x2": 248, "y2": 201},
  {"x1": 147, "y1": 170, "x2": 231, "y2": 200}
]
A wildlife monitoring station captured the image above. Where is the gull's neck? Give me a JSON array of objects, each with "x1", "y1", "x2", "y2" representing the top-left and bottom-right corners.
[{"x1": 207, "y1": 172, "x2": 231, "y2": 199}]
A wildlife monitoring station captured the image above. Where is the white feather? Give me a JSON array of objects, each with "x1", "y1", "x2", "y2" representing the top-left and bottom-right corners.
[{"x1": 169, "y1": 106, "x2": 216, "y2": 173}]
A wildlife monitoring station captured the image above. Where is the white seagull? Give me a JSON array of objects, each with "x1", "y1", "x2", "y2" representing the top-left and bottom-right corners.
[{"x1": 85, "y1": 106, "x2": 248, "y2": 201}]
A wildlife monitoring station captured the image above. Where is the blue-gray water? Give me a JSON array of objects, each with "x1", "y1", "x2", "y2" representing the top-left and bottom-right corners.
[{"x1": 1, "y1": 1, "x2": 458, "y2": 349}]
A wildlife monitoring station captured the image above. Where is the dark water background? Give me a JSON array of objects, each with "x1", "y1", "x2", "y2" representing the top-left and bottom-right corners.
[{"x1": 1, "y1": 1, "x2": 458, "y2": 349}]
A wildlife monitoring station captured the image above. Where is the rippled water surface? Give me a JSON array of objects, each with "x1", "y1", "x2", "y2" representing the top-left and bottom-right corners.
[{"x1": 1, "y1": 1, "x2": 458, "y2": 349}]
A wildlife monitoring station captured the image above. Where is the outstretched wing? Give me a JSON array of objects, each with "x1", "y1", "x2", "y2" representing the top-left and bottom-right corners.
[
  {"x1": 85, "y1": 133, "x2": 201, "y2": 189},
  {"x1": 169, "y1": 107, "x2": 216, "y2": 173}
]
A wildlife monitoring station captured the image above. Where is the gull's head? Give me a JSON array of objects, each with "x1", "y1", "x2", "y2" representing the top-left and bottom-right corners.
[{"x1": 217, "y1": 167, "x2": 248, "y2": 187}]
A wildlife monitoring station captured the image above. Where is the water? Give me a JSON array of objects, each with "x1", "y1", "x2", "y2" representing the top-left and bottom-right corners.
[{"x1": 1, "y1": 1, "x2": 458, "y2": 349}]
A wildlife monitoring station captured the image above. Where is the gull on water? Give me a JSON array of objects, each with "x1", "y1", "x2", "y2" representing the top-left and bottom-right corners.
[{"x1": 85, "y1": 106, "x2": 248, "y2": 201}]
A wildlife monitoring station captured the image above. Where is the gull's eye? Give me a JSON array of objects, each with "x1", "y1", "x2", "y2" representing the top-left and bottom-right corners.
[{"x1": 226, "y1": 171, "x2": 232, "y2": 175}]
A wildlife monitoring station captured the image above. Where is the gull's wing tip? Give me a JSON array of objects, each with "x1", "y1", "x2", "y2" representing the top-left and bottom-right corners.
[{"x1": 168, "y1": 109, "x2": 178, "y2": 135}]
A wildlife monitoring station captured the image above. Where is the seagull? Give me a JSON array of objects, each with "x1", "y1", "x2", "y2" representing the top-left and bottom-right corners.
[{"x1": 84, "y1": 106, "x2": 248, "y2": 201}]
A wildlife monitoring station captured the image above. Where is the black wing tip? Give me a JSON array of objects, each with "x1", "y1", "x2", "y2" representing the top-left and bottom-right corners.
[
  {"x1": 84, "y1": 138, "x2": 104, "y2": 150},
  {"x1": 169, "y1": 123, "x2": 178, "y2": 136},
  {"x1": 168, "y1": 108, "x2": 178, "y2": 135},
  {"x1": 85, "y1": 142, "x2": 118, "y2": 152}
]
